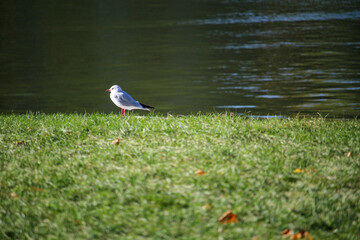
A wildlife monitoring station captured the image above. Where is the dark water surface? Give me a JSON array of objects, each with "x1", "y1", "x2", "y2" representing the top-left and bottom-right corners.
[{"x1": 1, "y1": 1, "x2": 360, "y2": 117}]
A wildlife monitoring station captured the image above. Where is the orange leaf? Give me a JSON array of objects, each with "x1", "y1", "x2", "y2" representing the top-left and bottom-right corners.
[
  {"x1": 291, "y1": 231, "x2": 312, "y2": 239},
  {"x1": 218, "y1": 210, "x2": 238, "y2": 224},
  {"x1": 196, "y1": 169, "x2": 206, "y2": 176},
  {"x1": 252, "y1": 236, "x2": 258, "y2": 240},
  {"x1": 305, "y1": 233, "x2": 314, "y2": 240},
  {"x1": 346, "y1": 152, "x2": 351, "y2": 158},
  {"x1": 291, "y1": 233, "x2": 303, "y2": 239},
  {"x1": 112, "y1": 138, "x2": 120, "y2": 145},
  {"x1": 282, "y1": 228, "x2": 293, "y2": 237}
]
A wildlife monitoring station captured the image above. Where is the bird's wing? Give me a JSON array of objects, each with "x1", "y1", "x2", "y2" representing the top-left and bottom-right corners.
[{"x1": 115, "y1": 91, "x2": 143, "y2": 108}]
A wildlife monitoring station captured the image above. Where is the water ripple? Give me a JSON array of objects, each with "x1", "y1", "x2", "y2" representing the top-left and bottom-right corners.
[
  {"x1": 181, "y1": 11, "x2": 360, "y2": 25},
  {"x1": 217, "y1": 105, "x2": 257, "y2": 109}
]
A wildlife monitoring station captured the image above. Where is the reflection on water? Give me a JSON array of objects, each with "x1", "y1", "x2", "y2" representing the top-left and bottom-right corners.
[
  {"x1": 183, "y1": 10, "x2": 360, "y2": 25},
  {"x1": 217, "y1": 105, "x2": 257, "y2": 109},
  {"x1": 0, "y1": 1, "x2": 359, "y2": 117}
]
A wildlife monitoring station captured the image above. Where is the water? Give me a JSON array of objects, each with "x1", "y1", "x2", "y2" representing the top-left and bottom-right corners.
[{"x1": 1, "y1": 1, "x2": 359, "y2": 117}]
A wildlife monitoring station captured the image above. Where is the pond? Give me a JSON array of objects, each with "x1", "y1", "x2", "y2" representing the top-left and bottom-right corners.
[{"x1": 1, "y1": 1, "x2": 359, "y2": 117}]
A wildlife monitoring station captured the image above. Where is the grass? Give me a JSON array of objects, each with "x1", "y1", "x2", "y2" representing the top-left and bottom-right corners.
[{"x1": 0, "y1": 113, "x2": 359, "y2": 239}]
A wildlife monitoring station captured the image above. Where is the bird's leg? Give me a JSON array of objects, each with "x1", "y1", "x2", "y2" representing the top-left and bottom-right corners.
[
  {"x1": 124, "y1": 109, "x2": 126, "y2": 117},
  {"x1": 121, "y1": 109, "x2": 124, "y2": 115}
]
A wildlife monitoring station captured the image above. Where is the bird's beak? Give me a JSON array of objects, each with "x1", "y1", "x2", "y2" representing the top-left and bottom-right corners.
[{"x1": 105, "y1": 89, "x2": 111, "y2": 92}]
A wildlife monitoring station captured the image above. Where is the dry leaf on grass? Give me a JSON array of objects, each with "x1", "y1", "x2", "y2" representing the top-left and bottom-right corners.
[
  {"x1": 293, "y1": 168, "x2": 317, "y2": 173},
  {"x1": 201, "y1": 203, "x2": 211, "y2": 210},
  {"x1": 72, "y1": 219, "x2": 82, "y2": 225},
  {"x1": 282, "y1": 228, "x2": 293, "y2": 237},
  {"x1": 282, "y1": 229, "x2": 313, "y2": 240},
  {"x1": 112, "y1": 138, "x2": 120, "y2": 145},
  {"x1": 218, "y1": 210, "x2": 238, "y2": 224},
  {"x1": 346, "y1": 152, "x2": 351, "y2": 157},
  {"x1": 196, "y1": 169, "x2": 206, "y2": 176},
  {"x1": 9, "y1": 192, "x2": 19, "y2": 199},
  {"x1": 305, "y1": 232, "x2": 314, "y2": 240},
  {"x1": 29, "y1": 187, "x2": 45, "y2": 192},
  {"x1": 17, "y1": 140, "x2": 25, "y2": 145},
  {"x1": 294, "y1": 231, "x2": 313, "y2": 240},
  {"x1": 291, "y1": 231, "x2": 309, "y2": 239},
  {"x1": 291, "y1": 233, "x2": 302, "y2": 239}
]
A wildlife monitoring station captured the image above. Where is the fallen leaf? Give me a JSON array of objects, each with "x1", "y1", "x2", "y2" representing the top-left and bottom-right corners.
[
  {"x1": 218, "y1": 210, "x2": 238, "y2": 224},
  {"x1": 196, "y1": 169, "x2": 206, "y2": 176},
  {"x1": 29, "y1": 187, "x2": 45, "y2": 192},
  {"x1": 17, "y1": 140, "x2": 25, "y2": 145},
  {"x1": 252, "y1": 236, "x2": 258, "y2": 240},
  {"x1": 73, "y1": 219, "x2": 81, "y2": 225},
  {"x1": 201, "y1": 203, "x2": 211, "y2": 210},
  {"x1": 291, "y1": 233, "x2": 303, "y2": 239},
  {"x1": 305, "y1": 232, "x2": 314, "y2": 240},
  {"x1": 282, "y1": 228, "x2": 293, "y2": 237},
  {"x1": 112, "y1": 138, "x2": 120, "y2": 145},
  {"x1": 346, "y1": 152, "x2": 351, "y2": 158},
  {"x1": 302, "y1": 231, "x2": 313, "y2": 240},
  {"x1": 9, "y1": 192, "x2": 19, "y2": 199},
  {"x1": 293, "y1": 168, "x2": 317, "y2": 173},
  {"x1": 291, "y1": 231, "x2": 312, "y2": 240}
]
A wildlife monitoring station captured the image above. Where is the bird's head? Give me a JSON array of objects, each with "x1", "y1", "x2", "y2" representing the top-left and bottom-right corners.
[{"x1": 106, "y1": 85, "x2": 122, "y2": 93}]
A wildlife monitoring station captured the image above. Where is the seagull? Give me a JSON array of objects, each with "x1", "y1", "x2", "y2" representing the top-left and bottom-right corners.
[{"x1": 106, "y1": 85, "x2": 154, "y2": 116}]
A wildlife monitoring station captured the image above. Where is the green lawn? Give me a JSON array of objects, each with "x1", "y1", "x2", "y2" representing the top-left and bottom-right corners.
[{"x1": 0, "y1": 113, "x2": 359, "y2": 239}]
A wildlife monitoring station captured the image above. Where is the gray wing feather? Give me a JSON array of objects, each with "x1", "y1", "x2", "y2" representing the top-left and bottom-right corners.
[{"x1": 116, "y1": 91, "x2": 142, "y2": 108}]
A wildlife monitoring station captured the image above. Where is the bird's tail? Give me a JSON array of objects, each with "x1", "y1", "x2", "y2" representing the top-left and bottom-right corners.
[{"x1": 140, "y1": 103, "x2": 154, "y2": 110}]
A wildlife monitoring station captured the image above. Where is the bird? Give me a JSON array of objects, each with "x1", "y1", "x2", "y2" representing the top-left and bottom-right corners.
[{"x1": 106, "y1": 85, "x2": 154, "y2": 116}]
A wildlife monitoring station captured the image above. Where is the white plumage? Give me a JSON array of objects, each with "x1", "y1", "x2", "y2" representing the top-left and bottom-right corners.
[{"x1": 106, "y1": 85, "x2": 153, "y2": 116}]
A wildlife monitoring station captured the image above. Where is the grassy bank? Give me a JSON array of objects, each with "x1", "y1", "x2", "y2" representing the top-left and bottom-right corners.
[{"x1": 0, "y1": 113, "x2": 359, "y2": 239}]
